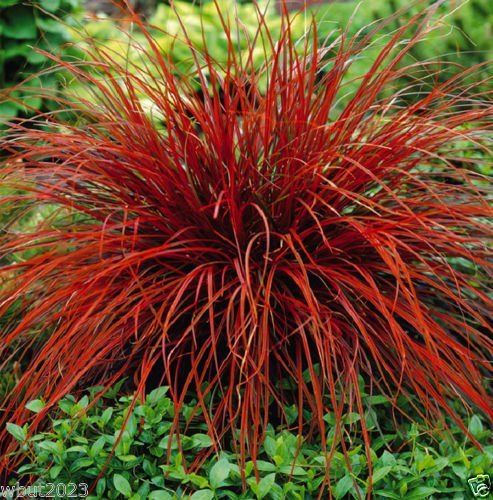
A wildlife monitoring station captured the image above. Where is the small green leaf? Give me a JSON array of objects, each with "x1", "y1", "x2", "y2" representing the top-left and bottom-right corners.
[
  {"x1": 264, "y1": 436, "x2": 277, "y2": 458},
  {"x1": 18, "y1": 94, "x2": 43, "y2": 112},
  {"x1": 0, "y1": 101, "x2": 19, "y2": 118},
  {"x1": 147, "y1": 386, "x2": 169, "y2": 404},
  {"x1": 158, "y1": 434, "x2": 179, "y2": 450},
  {"x1": 369, "y1": 395, "x2": 389, "y2": 405},
  {"x1": 408, "y1": 486, "x2": 439, "y2": 498},
  {"x1": 25, "y1": 399, "x2": 46, "y2": 413},
  {"x1": 142, "y1": 459, "x2": 157, "y2": 477},
  {"x1": 191, "y1": 433, "x2": 213, "y2": 449},
  {"x1": 451, "y1": 463, "x2": 468, "y2": 480},
  {"x1": 34, "y1": 16, "x2": 64, "y2": 34},
  {"x1": 148, "y1": 492, "x2": 173, "y2": 500},
  {"x1": 371, "y1": 466, "x2": 392, "y2": 485},
  {"x1": 186, "y1": 473, "x2": 209, "y2": 489},
  {"x1": 90, "y1": 436, "x2": 106, "y2": 457},
  {"x1": 39, "y1": 440, "x2": 62, "y2": 454},
  {"x1": 49, "y1": 464, "x2": 62, "y2": 480},
  {"x1": 58, "y1": 398, "x2": 75, "y2": 414},
  {"x1": 150, "y1": 475, "x2": 165, "y2": 488},
  {"x1": 113, "y1": 474, "x2": 132, "y2": 498},
  {"x1": 78, "y1": 395, "x2": 89, "y2": 409},
  {"x1": 468, "y1": 415, "x2": 483, "y2": 438},
  {"x1": 96, "y1": 478, "x2": 106, "y2": 497},
  {"x1": 72, "y1": 435, "x2": 89, "y2": 445},
  {"x1": 278, "y1": 465, "x2": 307, "y2": 476},
  {"x1": 255, "y1": 460, "x2": 276, "y2": 472},
  {"x1": 323, "y1": 412, "x2": 336, "y2": 425},
  {"x1": 39, "y1": 0, "x2": 61, "y2": 11},
  {"x1": 284, "y1": 404, "x2": 298, "y2": 425},
  {"x1": 416, "y1": 454, "x2": 435, "y2": 473},
  {"x1": 334, "y1": 475, "x2": 354, "y2": 499},
  {"x1": 209, "y1": 458, "x2": 231, "y2": 488},
  {"x1": 373, "y1": 491, "x2": 400, "y2": 499},
  {"x1": 66, "y1": 445, "x2": 87, "y2": 453},
  {"x1": 432, "y1": 457, "x2": 450, "y2": 472},
  {"x1": 100, "y1": 407, "x2": 113, "y2": 426},
  {"x1": 380, "y1": 451, "x2": 397, "y2": 467},
  {"x1": 344, "y1": 412, "x2": 361, "y2": 424},
  {"x1": 70, "y1": 457, "x2": 93, "y2": 470},
  {"x1": 190, "y1": 491, "x2": 214, "y2": 500},
  {"x1": 6, "y1": 423, "x2": 26, "y2": 442},
  {"x1": 257, "y1": 473, "x2": 276, "y2": 499},
  {"x1": 399, "y1": 481, "x2": 408, "y2": 497}
]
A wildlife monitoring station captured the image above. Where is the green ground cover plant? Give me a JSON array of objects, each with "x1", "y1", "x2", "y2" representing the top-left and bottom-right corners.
[
  {"x1": 0, "y1": 0, "x2": 492, "y2": 496},
  {"x1": 9, "y1": 384, "x2": 492, "y2": 498}
]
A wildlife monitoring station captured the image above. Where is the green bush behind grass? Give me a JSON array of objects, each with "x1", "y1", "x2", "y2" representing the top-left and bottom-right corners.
[
  {"x1": 9, "y1": 381, "x2": 491, "y2": 499},
  {"x1": 1, "y1": 0, "x2": 492, "y2": 121},
  {"x1": 3, "y1": 0, "x2": 489, "y2": 122},
  {"x1": 69, "y1": 0, "x2": 492, "y2": 115},
  {"x1": 0, "y1": 0, "x2": 82, "y2": 123},
  {"x1": 152, "y1": 0, "x2": 493, "y2": 89}
]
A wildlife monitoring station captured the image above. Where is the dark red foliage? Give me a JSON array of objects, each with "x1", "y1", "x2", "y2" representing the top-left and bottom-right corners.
[{"x1": 0, "y1": 1, "x2": 492, "y2": 489}]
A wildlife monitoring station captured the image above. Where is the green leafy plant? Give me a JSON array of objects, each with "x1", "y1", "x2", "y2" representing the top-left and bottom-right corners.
[
  {"x1": 0, "y1": 0, "x2": 81, "y2": 122},
  {"x1": 10, "y1": 386, "x2": 493, "y2": 498},
  {"x1": 312, "y1": 0, "x2": 493, "y2": 98},
  {"x1": 149, "y1": 0, "x2": 293, "y2": 73},
  {"x1": 0, "y1": 0, "x2": 492, "y2": 491},
  {"x1": 69, "y1": 1, "x2": 493, "y2": 110},
  {"x1": 71, "y1": 0, "x2": 300, "y2": 98}
]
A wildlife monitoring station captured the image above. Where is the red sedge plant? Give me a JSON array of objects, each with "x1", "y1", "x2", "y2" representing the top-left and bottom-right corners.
[{"x1": 0, "y1": 0, "x2": 492, "y2": 490}]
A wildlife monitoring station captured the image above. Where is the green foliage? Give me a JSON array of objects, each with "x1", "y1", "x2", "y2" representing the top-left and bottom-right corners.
[
  {"x1": 147, "y1": 0, "x2": 493, "y2": 97},
  {"x1": 312, "y1": 0, "x2": 493, "y2": 95},
  {"x1": 150, "y1": 0, "x2": 291, "y2": 74},
  {"x1": 368, "y1": 0, "x2": 493, "y2": 60},
  {"x1": 73, "y1": 0, "x2": 297, "y2": 94},
  {"x1": 72, "y1": 0, "x2": 493, "y2": 112},
  {"x1": 13, "y1": 386, "x2": 492, "y2": 498},
  {"x1": 0, "y1": 0, "x2": 81, "y2": 122}
]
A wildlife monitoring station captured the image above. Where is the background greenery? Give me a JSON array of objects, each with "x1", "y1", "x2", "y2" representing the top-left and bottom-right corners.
[
  {"x1": 2, "y1": 0, "x2": 492, "y2": 120},
  {"x1": 65, "y1": 0, "x2": 493, "y2": 118},
  {"x1": 0, "y1": 0, "x2": 81, "y2": 123}
]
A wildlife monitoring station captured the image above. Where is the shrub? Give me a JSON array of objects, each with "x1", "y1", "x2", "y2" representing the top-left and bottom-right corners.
[
  {"x1": 300, "y1": 0, "x2": 493, "y2": 107},
  {"x1": 362, "y1": 0, "x2": 493, "y2": 95},
  {"x1": 71, "y1": 0, "x2": 298, "y2": 99},
  {"x1": 0, "y1": 0, "x2": 492, "y2": 488},
  {"x1": 71, "y1": 1, "x2": 493, "y2": 113},
  {"x1": 10, "y1": 386, "x2": 493, "y2": 498},
  {"x1": 149, "y1": 0, "x2": 293, "y2": 74},
  {"x1": 0, "y1": 0, "x2": 81, "y2": 124}
]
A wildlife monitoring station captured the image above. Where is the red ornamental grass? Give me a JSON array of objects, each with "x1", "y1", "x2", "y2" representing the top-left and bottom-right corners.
[{"x1": 0, "y1": 0, "x2": 492, "y2": 487}]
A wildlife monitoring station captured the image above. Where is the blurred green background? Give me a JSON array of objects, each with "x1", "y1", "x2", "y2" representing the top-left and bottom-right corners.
[{"x1": 1, "y1": 0, "x2": 492, "y2": 123}]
